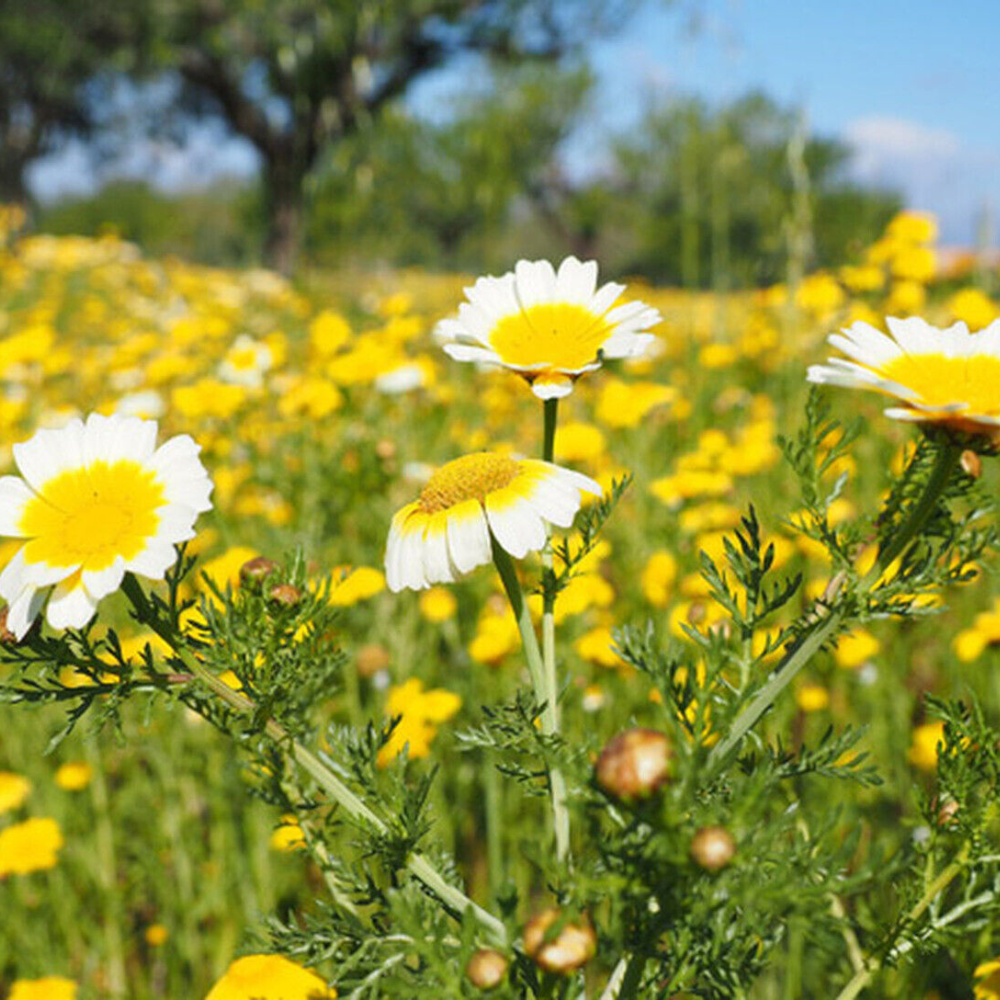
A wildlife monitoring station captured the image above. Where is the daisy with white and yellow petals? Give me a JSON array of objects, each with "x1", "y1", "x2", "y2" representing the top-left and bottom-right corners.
[
  {"x1": 0, "y1": 413, "x2": 213, "y2": 639},
  {"x1": 435, "y1": 256, "x2": 661, "y2": 399},
  {"x1": 385, "y1": 452, "x2": 600, "y2": 592},
  {"x1": 808, "y1": 316, "x2": 1000, "y2": 434}
]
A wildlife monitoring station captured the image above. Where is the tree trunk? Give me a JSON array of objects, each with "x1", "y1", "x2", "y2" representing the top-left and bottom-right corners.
[
  {"x1": 262, "y1": 153, "x2": 306, "y2": 276},
  {"x1": 0, "y1": 131, "x2": 34, "y2": 210}
]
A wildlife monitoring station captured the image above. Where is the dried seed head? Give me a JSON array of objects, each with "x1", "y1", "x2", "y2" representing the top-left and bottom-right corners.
[
  {"x1": 356, "y1": 644, "x2": 390, "y2": 678},
  {"x1": 690, "y1": 826, "x2": 736, "y2": 871},
  {"x1": 465, "y1": 948, "x2": 508, "y2": 990},
  {"x1": 596, "y1": 728, "x2": 672, "y2": 801},
  {"x1": 0, "y1": 608, "x2": 16, "y2": 645},
  {"x1": 240, "y1": 556, "x2": 280, "y2": 586},
  {"x1": 268, "y1": 583, "x2": 303, "y2": 607},
  {"x1": 523, "y1": 909, "x2": 596, "y2": 975},
  {"x1": 932, "y1": 795, "x2": 960, "y2": 827},
  {"x1": 960, "y1": 449, "x2": 982, "y2": 479}
]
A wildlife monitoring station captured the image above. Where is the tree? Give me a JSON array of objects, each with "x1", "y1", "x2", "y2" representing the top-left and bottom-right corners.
[
  {"x1": 606, "y1": 92, "x2": 901, "y2": 287},
  {"x1": 132, "y1": 0, "x2": 624, "y2": 273},
  {"x1": 305, "y1": 63, "x2": 593, "y2": 268},
  {"x1": 0, "y1": 0, "x2": 133, "y2": 207}
]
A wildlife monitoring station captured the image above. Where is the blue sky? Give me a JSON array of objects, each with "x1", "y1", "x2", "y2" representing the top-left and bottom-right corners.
[{"x1": 29, "y1": 0, "x2": 1000, "y2": 243}]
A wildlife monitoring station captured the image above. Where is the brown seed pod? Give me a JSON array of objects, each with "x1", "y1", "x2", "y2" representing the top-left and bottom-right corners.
[
  {"x1": 356, "y1": 644, "x2": 390, "y2": 678},
  {"x1": 465, "y1": 948, "x2": 508, "y2": 990},
  {"x1": 595, "y1": 728, "x2": 672, "y2": 801},
  {"x1": 960, "y1": 450, "x2": 982, "y2": 479},
  {"x1": 932, "y1": 794, "x2": 960, "y2": 827},
  {"x1": 0, "y1": 607, "x2": 16, "y2": 645},
  {"x1": 690, "y1": 826, "x2": 736, "y2": 871},
  {"x1": 268, "y1": 583, "x2": 303, "y2": 607},
  {"x1": 523, "y1": 909, "x2": 596, "y2": 975},
  {"x1": 240, "y1": 556, "x2": 280, "y2": 586}
]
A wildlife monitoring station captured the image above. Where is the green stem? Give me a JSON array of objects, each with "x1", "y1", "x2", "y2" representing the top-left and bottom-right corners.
[
  {"x1": 541, "y1": 398, "x2": 571, "y2": 862},
  {"x1": 120, "y1": 574, "x2": 507, "y2": 947},
  {"x1": 492, "y1": 540, "x2": 571, "y2": 862},
  {"x1": 708, "y1": 438, "x2": 960, "y2": 773},
  {"x1": 707, "y1": 607, "x2": 844, "y2": 773},
  {"x1": 877, "y1": 441, "x2": 962, "y2": 571},
  {"x1": 831, "y1": 844, "x2": 969, "y2": 1000},
  {"x1": 86, "y1": 739, "x2": 127, "y2": 997},
  {"x1": 542, "y1": 398, "x2": 559, "y2": 464}
]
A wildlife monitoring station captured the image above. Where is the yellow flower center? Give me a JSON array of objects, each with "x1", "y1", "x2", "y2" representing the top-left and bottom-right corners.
[
  {"x1": 19, "y1": 460, "x2": 166, "y2": 572},
  {"x1": 419, "y1": 453, "x2": 519, "y2": 513},
  {"x1": 880, "y1": 353, "x2": 1000, "y2": 415},
  {"x1": 490, "y1": 303, "x2": 612, "y2": 370}
]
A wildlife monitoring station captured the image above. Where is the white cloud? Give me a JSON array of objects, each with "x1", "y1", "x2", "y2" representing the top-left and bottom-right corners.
[{"x1": 843, "y1": 116, "x2": 1000, "y2": 244}]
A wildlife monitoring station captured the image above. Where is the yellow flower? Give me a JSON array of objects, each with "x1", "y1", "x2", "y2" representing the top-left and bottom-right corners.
[
  {"x1": 886, "y1": 210, "x2": 937, "y2": 245},
  {"x1": 0, "y1": 771, "x2": 31, "y2": 814},
  {"x1": 949, "y1": 288, "x2": 999, "y2": 330},
  {"x1": 554, "y1": 422, "x2": 606, "y2": 464},
  {"x1": 595, "y1": 378, "x2": 676, "y2": 429},
  {"x1": 145, "y1": 924, "x2": 169, "y2": 947},
  {"x1": 328, "y1": 566, "x2": 386, "y2": 607},
  {"x1": 907, "y1": 721, "x2": 945, "y2": 772},
  {"x1": 833, "y1": 630, "x2": 880, "y2": 670},
  {"x1": 438, "y1": 257, "x2": 660, "y2": 399},
  {"x1": 641, "y1": 551, "x2": 677, "y2": 607},
  {"x1": 309, "y1": 311, "x2": 351, "y2": 357},
  {"x1": 55, "y1": 761, "x2": 93, "y2": 791},
  {"x1": 975, "y1": 958, "x2": 1000, "y2": 1000},
  {"x1": 808, "y1": 316, "x2": 1000, "y2": 434},
  {"x1": 172, "y1": 378, "x2": 248, "y2": 421},
  {"x1": 650, "y1": 470, "x2": 733, "y2": 507},
  {"x1": 795, "y1": 274, "x2": 844, "y2": 315},
  {"x1": 890, "y1": 245, "x2": 935, "y2": 283},
  {"x1": 795, "y1": 683, "x2": 829, "y2": 713},
  {"x1": 205, "y1": 954, "x2": 336, "y2": 1000},
  {"x1": 8, "y1": 978, "x2": 78, "y2": 1000},
  {"x1": 270, "y1": 815, "x2": 307, "y2": 852},
  {"x1": 377, "y1": 679, "x2": 461, "y2": 766},
  {"x1": 419, "y1": 586, "x2": 457, "y2": 622},
  {"x1": 574, "y1": 626, "x2": 624, "y2": 668},
  {"x1": 0, "y1": 817, "x2": 63, "y2": 876},
  {"x1": 469, "y1": 606, "x2": 521, "y2": 665}
]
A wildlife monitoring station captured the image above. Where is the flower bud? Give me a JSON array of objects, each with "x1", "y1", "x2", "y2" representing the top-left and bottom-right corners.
[
  {"x1": 960, "y1": 450, "x2": 982, "y2": 479},
  {"x1": 523, "y1": 909, "x2": 596, "y2": 975},
  {"x1": 690, "y1": 825, "x2": 736, "y2": 871},
  {"x1": 465, "y1": 948, "x2": 508, "y2": 989},
  {"x1": 595, "y1": 728, "x2": 672, "y2": 801},
  {"x1": 240, "y1": 556, "x2": 280, "y2": 586},
  {"x1": 268, "y1": 583, "x2": 303, "y2": 607}
]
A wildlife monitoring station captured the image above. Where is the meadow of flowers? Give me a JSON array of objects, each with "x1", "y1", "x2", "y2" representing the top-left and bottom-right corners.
[{"x1": 2, "y1": 205, "x2": 1000, "y2": 999}]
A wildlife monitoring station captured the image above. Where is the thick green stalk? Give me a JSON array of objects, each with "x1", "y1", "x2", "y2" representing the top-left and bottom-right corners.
[
  {"x1": 492, "y1": 540, "x2": 571, "y2": 861},
  {"x1": 120, "y1": 574, "x2": 507, "y2": 947},
  {"x1": 708, "y1": 438, "x2": 960, "y2": 773},
  {"x1": 540, "y1": 397, "x2": 570, "y2": 861},
  {"x1": 832, "y1": 844, "x2": 969, "y2": 1000}
]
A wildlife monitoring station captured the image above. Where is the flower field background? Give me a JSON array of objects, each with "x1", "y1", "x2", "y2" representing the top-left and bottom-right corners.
[{"x1": 2, "y1": 207, "x2": 1000, "y2": 998}]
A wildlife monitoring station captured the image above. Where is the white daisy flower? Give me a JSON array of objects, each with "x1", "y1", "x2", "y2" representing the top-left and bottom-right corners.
[
  {"x1": 435, "y1": 257, "x2": 661, "y2": 399},
  {"x1": 807, "y1": 317, "x2": 1000, "y2": 433},
  {"x1": 218, "y1": 335, "x2": 273, "y2": 387},
  {"x1": 385, "y1": 452, "x2": 600, "y2": 592},
  {"x1": 0, "y1": 413, "x2": 213, "y2": 639}
]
